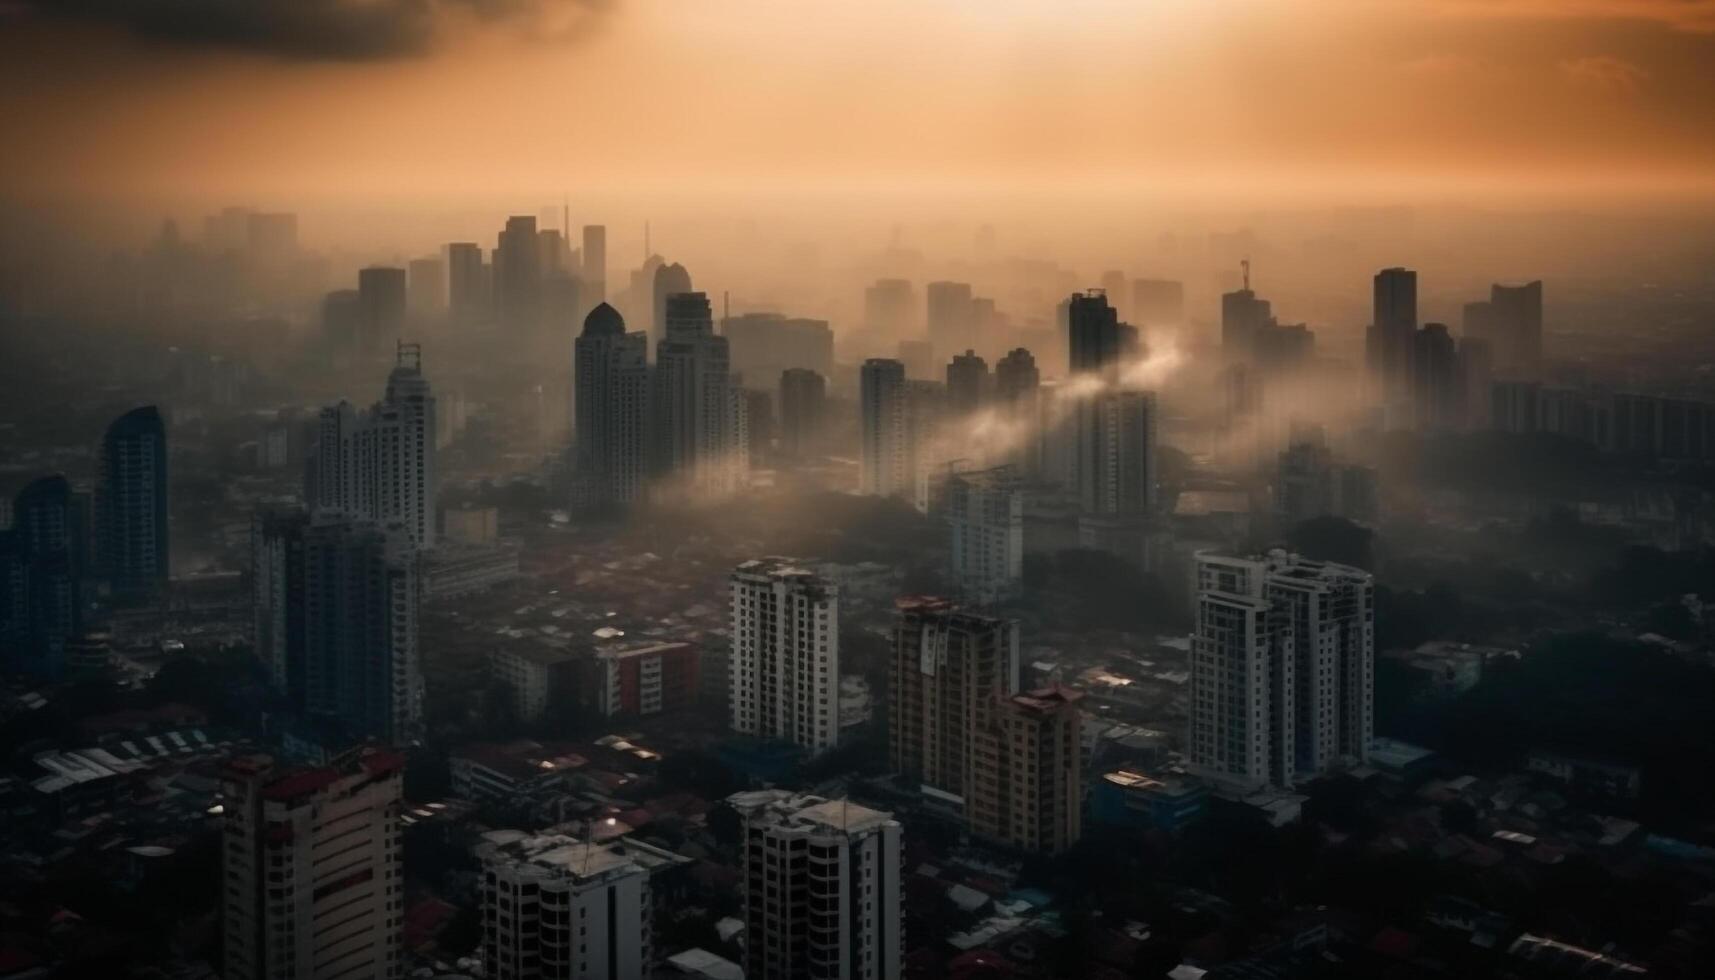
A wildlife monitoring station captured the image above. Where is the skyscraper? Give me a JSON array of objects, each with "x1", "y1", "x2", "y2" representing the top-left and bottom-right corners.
[
  {"x1": 99, "y1": 405, "x2": 168, "y2": 599},
  {"x1": 724, "y1": 312, "x2": 835, "y2": 383},
  {"x1": 252, "y1": 507, "x2": 309, "y2": 707},
  {"x1": 1487, "y1": 280, "x2": 1544, "y2": 379},
  {"x1": 889, "y1": 598, "x2": 1019, "y2": 800},
  {"x1": 572, "y1": 302, "x2": 651, "y2": 510},
  {"x1": 1221, "y1": 277, "x2": 1274, "y2": 359},
  {"x1": 582, "y1": 224, "x2": 607, "y2": 304},
  {"x1": 944, "y1": 349, "x2": 989, "y2": 418},
  {"x1": 946, "y1": 466, "x2": 1024, "y2": 605},
  {"x1": 968, "y1": 685, "x2": 1084, "y2": 854},
  {"x1": 927, "y1": 280, "x2": 974, "y2": 358},
  {"x1": 859, "y1": 358, "x2": 911, "y2": 500},
  {"x1": 864, "y1": 278, "x2": 914, "y2": 342},
  {"x1": 1067, "y1": 290, "x2": 1126, "y2": 376},
  {"x1": 1412, "y1": 322, "x2": 1460, "y2": 431},
  {"x1": 729, "y1": 557, "x2": 839, "y2": 755},
  {"x1": 496, "y1": 215, "x2": 542, "y2": 338},
  {"x1": 446, "y1": 241, "x2": 489, "y2": 327},
  {"x1": 733, "y1": 790, "x2": 903, "y2": 980},
  {"x1": 220, "y1": 748, "x2": 405, "y2": 980},
  {"x1": 1080, "y1": 389, "x2": 1157, "y2": 516},
  {"x1": 309, "y1": 345, "x2": 437, "y2": 548},
  {"x1": 1368, "y1": 267, "x2": 1418, "y2": 413},
  {"x1": 654, "y1": 291, "x2": 741, "y2": 495},
  {"x1": 777, "y1": 368, "x2": 827, "y2": 460},
  {"x1": 993, "y1": 348, "x2": 1042, "y2": 475},
  {"x1": 303, "y1": 518, "x2": 422, "y2": 744},
  {"x1": 1189, "y1": 551, "x2": 1373, "y2": 793},
  {"x1": 357, "y1": 266, "x2": 407, "y2": 358},
  {"x1": 651, "y1": 261, "x2": 691, "y2": 347},
  {"x1": 0, "y1": 475, "x2": 80, "y2": 676},
  {"x1": 476, "y1": 831, "x2": 653, "y2": 980}
]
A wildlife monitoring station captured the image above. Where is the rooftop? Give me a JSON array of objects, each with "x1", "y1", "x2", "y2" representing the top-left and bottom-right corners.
[
  {"x1": 477, "y1": 830, "x2": 644, "y2": 883},
  {"x1": 730, "y1": 790, "x2": 896, "y2": 836}
]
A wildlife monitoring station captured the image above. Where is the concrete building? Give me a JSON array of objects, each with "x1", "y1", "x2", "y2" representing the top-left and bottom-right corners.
[
  {"x1": 650, "y1": 261, "x2": 692, "y2": 346},
  {"x1": 1080, "y1": 389, "x2": 1158, "y2": 516},
  {"x1": 927, "y1": 280, "x2": 975, "y2": 359},
  {"x1": 0, "y1": 475, "x2": 81, "y2": 676},
  {"x1": 476, "y1": 829, "x2": 650, "y2": 980},
  {"x1": 1275, "y1": 442, "x2": 1379, "y2": 525},
  {"x1": 778, "y1": 368, "x2": 828, "y2": 460},
  {"x1": 573, "y1": 303, "x2": 651, "y2": 510},
  {"x1": 589, "y1": 640, "x2": 701, "y2": 717},
  {"x1": 421, "y1": 543, "x2": 520, "y2": 598},
  {"x1": 729, "y1": 558, "x2": 840, "y2": 755},
  {"x1": 1190, "y1": 551, "x2": 1374, "y2": 793},
  {"x1": 358, "y1": 266, "x2": 407, "y2": 358},
  {"x1": 408, "y1": 255, "x2": 445, "y2": 314},
  {"x1": 582, "y1": 224, "x2": 607, "y2": 305},
  {"x1": 888, "y1": 598, "x2": 1019, "y2": 804},
  {"x1": 489, "y1": 647, "x2": 580, "y2": 724},
  {"x1": 968, "y1": 685, "x2": 1084, "y2": 854},
  {"x1": 724, "y1": 312, "x2": 835, "y2": 384},
  {"x1": 220, "y1": 748, "x2": 405, "y2": 980},
  {"x1": 1412, "y1": 322, "x2": 1461, "y2": 431},
  {"x1": 446, "y1": 241, "x2": 489, "y2": 326},
  {"x1": 859, "y1": 358, "x2": 911, "y2": 500},
  {"x1": 945, "y1": 466, "x2": 1024, "y2": 605},
  {"x1": 443, "y1": 504, "x2": 499, "y2": 546},
  {"x1": 496, "y1": 216, "x2": 542, "y2": 338},
  {"x1": 730, "y1": 790, "x2": 902, "y2": 980},
  {"x1": 1090, "y1": 769, "x2": 1208, "y2": 834},
  {"x1": 309, "y1": 345, "x2": 437, "y2": 548},
  {"x1": 655, "y1": 292, "x2": 741, "y2": 496},
  {"x1": 944, "y1": 349, "x2": 989, "y2": 418},
  {"x1": 99, "y1": 405, "x2": 169, "y2": 599}
]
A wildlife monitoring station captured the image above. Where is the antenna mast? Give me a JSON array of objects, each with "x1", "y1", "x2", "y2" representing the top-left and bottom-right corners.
[{"x1": 1241, "y1": 258, "x2": 1251, "y2": 292}]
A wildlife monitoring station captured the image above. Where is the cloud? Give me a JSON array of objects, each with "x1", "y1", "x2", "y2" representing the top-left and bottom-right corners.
[
  {"x1": 6, "y1": 0, "x2": 617, "y2": 61},
  {"x1": 1426, "y1": 0, "x2": 1715, "y2": 33},
  {"x1": 1559, "y1": 53, "x2": 1652, "y2": 92}
]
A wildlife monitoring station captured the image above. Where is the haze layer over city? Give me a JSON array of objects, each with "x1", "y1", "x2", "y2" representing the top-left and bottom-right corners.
[{"x1": 3, "y1": 3, "x2": 1715, "y2": 980}]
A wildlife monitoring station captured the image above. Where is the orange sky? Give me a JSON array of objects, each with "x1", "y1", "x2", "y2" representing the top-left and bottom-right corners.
[{"x1": 2, "y1": 0, "x2": 1713, "y2": 209}]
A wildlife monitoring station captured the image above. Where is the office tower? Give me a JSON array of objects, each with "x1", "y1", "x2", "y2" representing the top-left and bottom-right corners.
[
  {"x1": 655, "y1": 292, "x2": 740, "y2": 495},
  {"x1": 302, "y1": 518, "x2": 422, "y2": 744},
  {"x1": 252, "y1": 507, "x2": 309, "y2": 707},
  {"x1": 888, "y1": 597, "x2": 1019, "y2": 800},
  {"x1": 927, "y1": 280, "x2": 975, "y2": 358},
  {"x1": 407, "y1": 256, "x2": 445, "y2": 315},
  {"x1": 537, "y1": 227, "x2": 570, "y2": 277},
  {"x1": 945, "y1": 349, "x2": 989, "y2": 418},
  {"x1": 358, "y1": 266, "x2": 407, "y2": 357},
  {"x1": 1458, "y1": 336, "x2": 1493, "y2": 430},
  {"x1": 1487, "y1": 280, "x2": 1544, "y2": 379},
  {"x1": 1367, "y1": 267, "x2": 1418, "y2": 412},
  {"x1": 946, "y1": 466, "x2": 1024, "y2": 605},
  {"x1": 220, "y1": 748, "x2": 405, "y2": 980},
  {"x1": 1079, "y1": 390, "x2": 1157, "y2": 515},
  {"x1": 859, "y1": 358, "x2": 911, "y2": 499},
  {"x1": 476, "y1": 831, "x2": 652, "y2": 980},
  {"x1": 1067, "y1": 290, "x2": 1126, "y2": 376},
  {"x1": 1190, "y1": 551, "x2": 1374, "y2": 793},
  {"x1": 582, "y1": 224, "x2": 607, "y2": 304},
  {"x1": 650, "y1": 261, "x2": 691, "y2": 346},
  {"x1": 724, "y1": 312, "x2": 835, "y2": 383},
  {"x1": 0, "y1": 476, "x2": 79, "y2": 676},
  {"x1": 1412, "y1": 323, "x2": 1460, "y2": 431},
  {"x1": 1132, "y1": 278, "x2": 1185, "y2": 328},
  {"x1": 446, "y1": 242, "x2": 489, "y2": 326},
  {"x1": 733, "y1": 791, "x2": 903, "y2": 980},
  {"x1": 98, "y1": 406, "x2": 168, "y2": 599},
  {"x1": 968, "y1": 685, "x2": 1084, "y2": 854},
  {"x1": 1221, "y1": 274, "x2": 1275, "y2": 359},
  {"x1": 309, "y1": 345, "x2": 437, "y2": 548},
  {"x1": 864, "y1": 278, "x2": 914, "y2": 339},
  {"x1": 729, "y1": 558, "x2": 840, "y2": 755},
  {"x1": 778, "y1": 368, "x2": 827, "y2": 460},
  {"x1": 496, "y1": 215, "x2": 542, "y2": 337},
  {"x1": 572, "y1": 303, "x2": 651, "y2": 510}
]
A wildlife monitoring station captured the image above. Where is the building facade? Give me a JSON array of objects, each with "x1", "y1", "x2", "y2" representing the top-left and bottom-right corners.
[
  {"x1": 99, "y1": 405, "x2": 169, "y2": 598},
  {"x1": 475, "y1": 830, "x2": 651, "y2": 980},
  {"x1": 945, "y1": 466, "x2": 1024, "y2": 605},
  {"x1": 888, "y1": 598, "x2": 1019, "y2": 803},
  {"x1": 729, "y1": 558, "x2": 840, "y2": 755}
]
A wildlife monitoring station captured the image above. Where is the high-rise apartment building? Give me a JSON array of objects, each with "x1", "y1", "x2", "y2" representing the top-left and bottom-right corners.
[
  {"x1": 729, "y1": 558, "x2": 840, "y2": 755},
  {"x1": 99, "y1": 405, "x2": 169, "y2": 599},
  {"x1": 572, "y1": 303, "x2": 650, "y2": 510},
  {"x1": 407, "y1": 256, "x2": 445, "y2": 315},
  {"x1": 446, "y1": 242, "x2": 489, "y2": 327},
  {"x1": 0, "y1": 475, "x2": 80, "y2": 676},
  {"x1": 1079, "y1": 390, "x2": 1157, "y2": 516},
  {"x1": 650, "y1": 261, "x2": 691, "y2": 347},
  {"x1": 888, "y1": 598, "x2": 1019, "y2": 801},
  {"x1": 496, "y1": 216, "x2": 542, "y2": 338},
  {"x1": 475, "y1": 830, "x2": 652, "y2": 980},
  {"x1": 1221, "y1": 278, "x2": 1274, "y2": 359},
  {"x1": 1480, "y1": 280, "x2": 1544, "y2": 379},
  {"x1": 310, "y1": 345, "x2": 437, "y2": 548},
  {"x1": 864, "y1": 278, "x2": 914, "y2": 341},
  {"x1": 944, "y1": 350, "x2": 989, "y2": 418},
  {"x1": 993, "y1": 348, "x2": 1041, "y2": 476},
  {"x1": 1068, "y1": 290, "x2": 1131, "y2": 376},
  {"x1": 945, "y1": 466, "x2": 1024, "y2": 605},
  {"x1": 220, "y1": 747, "x2": 405, "y2": 980},
  {"x1": 732, "y1": 790, "x2": 902, "y2": 980},
  {"x1": 1412, "y1": 322, "x2": 1461, "y2": 431},
  {"x1": 358, "y1": 266, "x2": 407, "y2": 358},
  {"x1": 1367, "y1": 267, "x2": 1418, "y2": 415},
  {"x1": 968, "y1": 685, "x2": 1084, "y2": 854},
  {"x1": 724, "y1": 313, "x2": 835, "y2": 385},
  {"x1": 1190, "y1": 551, "x2": 1374, "y2": 793},
  {"x1": 778, "y1": 368, "x2": 828, "y2": 460},
  {"x1": 927, "y1": 281, "x2": 975, "y2": 358},
  {"x1": 859, "y1": 358, "x2": 911, "y2": 500}
]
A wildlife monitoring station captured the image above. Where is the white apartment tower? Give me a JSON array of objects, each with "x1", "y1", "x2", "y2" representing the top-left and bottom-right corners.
[
  {"x1": 1190, "y1": 550, "x2": 1373, "y2": 793},
  {"x1": 475, "y1": 830, "x2": 651, "y2": 980},
  {"x1": 310, "y1": 344, "x2": 437, "y2": 548},
  {"x1": 731, "y1": 791, "x2": 903, "y2": 980},
  {"x1": 221, "y1": 748, "x2": 406, "y2": 980},
  {"x1": 859, "y1": 358, "x2": 911, "y2": 499},
  {"x1": 945, "y1": 465, "x2": 1024, "y2": 605},
  {"x1": 729, "y1": 557, "x2": 840, "y2": 755}
]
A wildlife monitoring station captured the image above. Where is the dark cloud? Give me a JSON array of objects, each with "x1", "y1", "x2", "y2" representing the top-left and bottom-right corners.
[{"x1": 9, "y1": 0, "x2": 616, "y2": 62}]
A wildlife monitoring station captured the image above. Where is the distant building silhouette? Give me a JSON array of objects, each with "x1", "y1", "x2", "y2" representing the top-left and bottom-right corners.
[
  {"x1": 98, "y1": 406, "x2": 168, "y2": 600},
  {"x1": 777, "y1": 368, "x2": 827, "y2": 461},
  {"x1": 0, "y1": 475, "x2": 81, "y2": 675},
  {"x1": 582, "y1": 224, "x2": 607, "y2": 304},
  {"x1": 945, "y1": 349, "x2": 989, "y2": 418},
  {"x1": 927, "y1": 280, "x2": 975, "y2": 359},
  {"x1": 860, "y1": 358, "x2": 911, "y2": 499},
  {"x1": 357, "y1": 266, "x2": 406, "y2": 358},
  {"x1": 445, "y1": 241, "x2": 489, "y2": 326},
  {"x1": 650, "y1": 261, "x2": 692, "y2": 347},
  {"x1": 572, "y1": 303, "x2": 650, "y2": 510}
]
